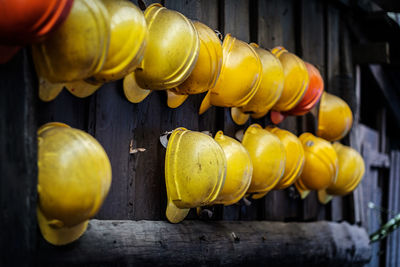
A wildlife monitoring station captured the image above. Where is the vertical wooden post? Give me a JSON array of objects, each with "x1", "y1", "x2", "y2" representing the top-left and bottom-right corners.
[{"x1": 0, "y1": 50, "x2": 37, "y2": 266}]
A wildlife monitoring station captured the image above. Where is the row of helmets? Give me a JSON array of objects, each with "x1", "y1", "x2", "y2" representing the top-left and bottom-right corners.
[
  {"x1": 164, "y1": 123, "x2": 365, "y2": 224},
  {"x1": 36, "y1": 119, "x2": 362, "y2": 245},
  {"x1": 1, "y1": 0, "x2": 352, "y2": 133}
]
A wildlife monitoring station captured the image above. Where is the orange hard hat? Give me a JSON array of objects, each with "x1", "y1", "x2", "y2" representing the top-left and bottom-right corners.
[
  {"x1": 0, "y1": 0, "x2": 73, "y2": 64},
  {"x1": 286, "y1": 62, "x2": 324, "y2": 116},
  {"x1": 0, "y1": 0, "x2": 73, "y2": 44}
]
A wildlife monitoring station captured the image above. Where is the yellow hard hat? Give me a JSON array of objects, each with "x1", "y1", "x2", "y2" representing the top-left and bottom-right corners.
[
  {"x1": 318, "y1": 143, "x2": 365, "y2": 204},
  {"x1": 295, "y1": 133, "x2": 338, "y2": 199},
  {"x1": 92, "y1": 0, "x2": 147, "y2": 83},
  {"x1": 242, "y1": 124, "x2": 285, "y2": 199},
  {"x1": 317, "y1": 92, "x2": 353, "y2": 142},
  {"x1": 167, "y1": 21, "x2": 223, "y2": 108},
  {"x1": 231, "y1": 43, "x2": 284, "y2": 125},
  {"x1": 37, "y1": 122, "x2": 112, "y2": 245},
  {"x1": 123, "y1": 4, "x2": 199, "y2": 104},
  {"x1": 32, "y1": 0, "x2": 110, "y2": 100},
  {"x1": 213, "y1": 131, "x2": 252, "y2": 205},
  {"x1": 266, "y1": 126, "x2": 305, "y2": 190},
  {"x1": 165, "y1": 127, "x2": 226, "y2": 223},
  {"x1": 199, "y1": 35, "x2": 262, "y2": 114},
  {"x1": 271, "y1": 46, "x2": 309, "y2": 112},
  {"x1": 65, "y1": 0, "x2": 148, "y2": 98}
]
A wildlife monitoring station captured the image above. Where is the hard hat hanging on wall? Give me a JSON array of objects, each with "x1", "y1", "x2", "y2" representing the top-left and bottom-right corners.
[
  {"x1": 37, "y1": 122, "x2": 112, "y2": 245},
  {"x1": 2, "y1": 0, "x2": 365, "y2": 243},
  {"x1": 0, "y1": 0, "x2": 353, "y2": 136}
]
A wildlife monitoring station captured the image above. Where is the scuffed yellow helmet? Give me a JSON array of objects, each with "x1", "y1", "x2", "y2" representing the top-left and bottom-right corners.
[
  {"x1": 318, "y1": 142, "x2": 365, "y2": 204},
  {"x1": 213, "y1": 131, "x2": 252, "y2": 205},
  {"x1": 167, "y1": 21, "x2": 222, "y2": 108},
  {"x1": 295, "y1": 133, "x2": 338, "y2": 199},
  {"x1": 124, "y1": 4, "x2": 199, "y2": 103},
  {"x1": 242, "y1": 124, "x2": 285, "y2": 199},
  {"x1": 32, "y1": 0, "x2": 110, "y2": 101},
  {"x1": 165, "y1": 128, "x2": 226, "y2": 223},
  {"x1": 65, "y1": 0, "x2": 148, "y2": 98},
  {"x1": 266, "y1": 126, "x2": 304, "y2": 190},
  {"x1": 37, "y1": 122, "x2": 112, "y2": 245},
  {"x1": 231, "y1": 43, "x2": 284, "y2": 125},
  {"x1": 271, "y1": 46, "x2": 309, "y2": 112},
  {"x1": 317, "y1": 92, "x2": 353, "y2": 142},
  {"x1": 199, "y1": 34, "x2": 262, "y2": 114}
]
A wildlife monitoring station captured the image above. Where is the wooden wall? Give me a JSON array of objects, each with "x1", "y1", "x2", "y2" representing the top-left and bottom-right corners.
[{"x1": 35, "y1": 0, "x2": 356, "y2": 222}]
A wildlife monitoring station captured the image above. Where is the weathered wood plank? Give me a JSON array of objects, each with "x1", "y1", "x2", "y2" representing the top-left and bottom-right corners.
[
  {"x1": 326, "y1": 4, "x2": 340, "y2": 96},
  {"x1": 222, "y1": 0, "x2": 253, "y2": 220},
  {"x1": 37, "y1": 90, "x2": 90, "y2": 131},
  {"x1": 350, "y1": 66, "x2": 363, "y2": 225},
  {"x1": 325, "y1": 3, "x2": 344, "y2": 223},
  {"x1": 89, "y1": 83, "x2": 135, "y2": 220},
  {"x1": 358, "y1": 124, "x2": 382, "y2": 267},
  {"x1": 164, "y1": 0, "x2": 221, "y2": 221},
  {"x1": 392, "y1": 152, "x2": 400, "y2": 267},
  {"x1": 0, "y1": 49, "x2": 37, "y2": 266},
  {"x1": 257, "y1": 0, "x2": 301, "y2": 221},
  {"x1": 194, "y1": 1, "x2": 220, "y2": 136},
  {"x1": 386, "y1": 151, "x2": 399, "y2": 267},
  {"x1": 91, "y1": 0, "x2": 165, "y2": 221},
  {"x1": 299, "y1": 0, "x2": 327, "y2": 222},
  {"x1": 37, "y1": 220, "x2": 371, "y2": 267}
]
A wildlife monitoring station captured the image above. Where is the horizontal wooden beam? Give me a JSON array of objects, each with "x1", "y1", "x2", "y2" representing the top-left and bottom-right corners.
[
  {"x1": 363, "y1": 143, "x2": 390, "y2": 168},
  {"x1": 37, "y1": 220, "x2": 371, "y2": 267}
]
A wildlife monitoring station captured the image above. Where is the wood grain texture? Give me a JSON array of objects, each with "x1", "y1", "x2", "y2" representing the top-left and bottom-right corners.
[
  {"x1": 163, "y1": 0, "x2": 221, "y2": 221},
  {"x1": 0, "y1": 49, "x2": 37, "y2": 266},
  {"x1": 257, "y1": 0, "x2": 302, "y2": 221},
  {"x1": 37, "y1": 220, "x2": 371, "y2": 267},
  {"x1": 325, "y1": 3, "x2": 345, "y2": 223},
  {"x1": 299, "y1": 0, "x2": 327, "y2": 222},
  {"x1": 221, "y1": 0, "x2": 254, "y2": 220},
  {"x1": 358, "y1": 124, "x2": 382, "y2": 267},
  {"x1": 92, "y1": 0, "x2": 166, "y2": 221},
  {"x1": 37, "y1": 90, "x2": 90, "y2": 131},
  {"x1": 385, "y1": 151, "x2": 400, "y2": 267}
]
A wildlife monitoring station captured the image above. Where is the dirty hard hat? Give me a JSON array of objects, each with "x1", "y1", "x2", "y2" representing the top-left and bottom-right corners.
[
  {"x1": 37, "y1": 122, "x2": 112, "y2": 245},
  {"x1": 165, "y1": 127, "x2": 226, "y2": 223}
]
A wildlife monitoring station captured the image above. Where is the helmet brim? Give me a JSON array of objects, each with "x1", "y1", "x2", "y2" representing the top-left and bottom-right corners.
[
  {"x1": 37, "y1": 208, "x2": 88, "y2": 246},
  {"x1": 167, "y1": 90, "x2": 189, "y2": 108},
  {"x1": 123, "y1": 73, "x2": 152, "y2": 103},
  {"x1": 318, "y1": 189, "x2": 333, "y2": 205},
  {"x1": 231, "y1": 107, "x2": 250, "y2": 125},
  {"x1": 165, "y1": 199, "x2": 190, "y2": 224},
  {"x1": 65, "y1": 80, "x2": 102, "y2": 98},
  {"x1": 38, "y1": 77, "x2": 65, "y2": 102}
]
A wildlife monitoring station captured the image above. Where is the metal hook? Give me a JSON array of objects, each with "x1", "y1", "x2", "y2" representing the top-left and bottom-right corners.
[{"x1": 160, "y1": 131, "x2": 173, "y2": 148}]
